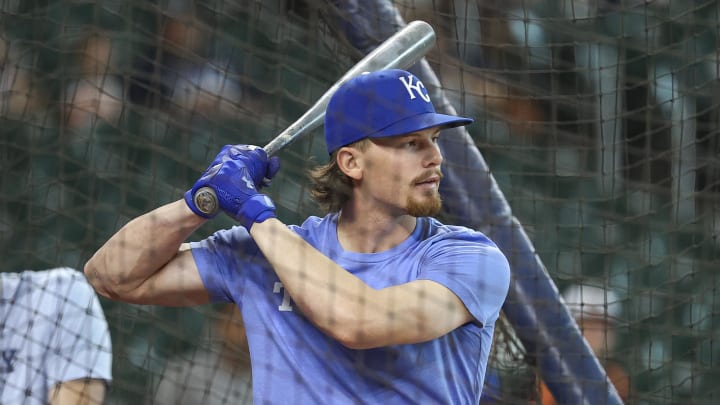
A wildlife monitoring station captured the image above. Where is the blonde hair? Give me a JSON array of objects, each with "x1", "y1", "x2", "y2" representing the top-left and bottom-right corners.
[{"x1": 308, "y1": 139, "x2": 369, "y2": 213}]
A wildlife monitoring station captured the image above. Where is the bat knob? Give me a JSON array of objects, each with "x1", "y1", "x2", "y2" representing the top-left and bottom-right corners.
[{"x1": 193, "y1": 187, "x2": 219, "y2": 216}]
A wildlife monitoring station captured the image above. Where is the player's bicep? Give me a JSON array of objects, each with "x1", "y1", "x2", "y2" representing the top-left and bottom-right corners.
[
  {"x1": 406, "y1": 279, "x2": 473, "y2": 338},
  {"x1": 421, "y1": 241, "x2": 511, "y2": 326},
  {"x1": 130, "y1": 245, "x2": 210, "y2": 306}
]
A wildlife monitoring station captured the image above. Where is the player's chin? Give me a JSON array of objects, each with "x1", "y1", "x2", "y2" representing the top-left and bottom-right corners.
[{"x1": 406, "y1": 194, "x2": 442, "y2": 217}]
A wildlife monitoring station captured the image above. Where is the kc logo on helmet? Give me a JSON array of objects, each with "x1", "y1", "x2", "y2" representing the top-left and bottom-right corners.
[{"x1": 398, "y1": 75, "x2": 430, "y2": 102}]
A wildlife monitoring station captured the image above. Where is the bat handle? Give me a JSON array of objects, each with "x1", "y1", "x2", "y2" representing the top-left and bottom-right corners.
[
  {"x1": 192, "y1": 181, "x2": 274, "y2": 218},
  {"x1": 262, "y1": 117, "x2": 322, "y2": 158},
  {"x1": 192, "y1": 186, "x2": 220, "y2": 217},
  {"x1": 263, "y1": 139, "x2": 282, "y2": 157}
]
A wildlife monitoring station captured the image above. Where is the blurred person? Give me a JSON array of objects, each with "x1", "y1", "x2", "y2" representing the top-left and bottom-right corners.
[
  {"x1": 0, "y1": 40, "x2": 44, "y2": 119},
  {"x1": 396, "y1": 1, "x2": 545, "y2": 135},
  {"x1": 152, "y1": 304, "x2": 252, "y2": 405},
  {"x1": 63, "y1": 34, "x2": 123, "y2": 130},
  {"x1": 158, "y1": 1, "x2": 245, "y2": 119},
  {"x1": 1, "y1": 267, "x2": 112, "y2": 405},
  {"x1": 537, "y1": 283, "x2": 630, "y2": 404},
  {"x1": 169, "y1": 60, "x2": 243, "y2": 118},
  {"x1": 85, "y1": 68, "x2": 511, "y2": 403}
]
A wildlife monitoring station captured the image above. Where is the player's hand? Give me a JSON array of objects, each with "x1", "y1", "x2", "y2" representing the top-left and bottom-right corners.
[{"x1": 184, "y1": 145, "x2": 280, "y2": 229}]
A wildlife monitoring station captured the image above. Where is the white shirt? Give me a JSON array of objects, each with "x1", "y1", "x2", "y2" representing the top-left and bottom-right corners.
[{"x1": 0, "y1": 268, "x2": 112, "y2": 404}]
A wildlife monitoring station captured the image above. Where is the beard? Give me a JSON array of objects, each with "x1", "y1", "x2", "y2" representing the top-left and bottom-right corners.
[
  {"x1": 406, "y1": 190, "x2": 442, "y2": 217},
  {"x1": 405, "y1": 169, "x2": 443, "y2": 217}
]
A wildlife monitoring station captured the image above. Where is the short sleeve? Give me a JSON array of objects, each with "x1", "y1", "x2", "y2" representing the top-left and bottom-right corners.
[
  {"x1": 418, "y1": 233, "x2": 510, "y2": 326},
  {"x1": 189, "y1": 226, "x2": 261, "y2": 304},
  {"x1": 43, "y1": 268, "x2": 113, "y2": 386}
]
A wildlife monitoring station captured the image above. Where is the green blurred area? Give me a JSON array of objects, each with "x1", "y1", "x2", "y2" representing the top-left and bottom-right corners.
[
  {"x1": 1, "y1": 1, "x2": 347, "y2": 402},
  {"x1": 1, "y1": 0, "x2": 719, "y2": 403},
  {"x1": 469, "y1": 1, "x2": 720, "y2": 402}
]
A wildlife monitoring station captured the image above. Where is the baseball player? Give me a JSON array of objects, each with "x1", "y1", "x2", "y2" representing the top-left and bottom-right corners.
[
  {"x1": 85, "y1": 69, "x2": 510, "y2": 404},
  {"x1": 1, "y1": 268, "x2": 112, "y2": 405}
]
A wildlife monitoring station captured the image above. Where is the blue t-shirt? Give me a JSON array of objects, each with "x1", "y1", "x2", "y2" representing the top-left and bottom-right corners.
[{"x1": 191, "y1": 213, "x2": 510, "y2": 405}]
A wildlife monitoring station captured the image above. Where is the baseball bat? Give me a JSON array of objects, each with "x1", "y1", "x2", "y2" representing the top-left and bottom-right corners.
[
  {"x1": 263, "y1": 20, "x2": 436, "y2": 156},
  {"x1": 192, "y1": 20, "x2": 436, "y2": 216}
]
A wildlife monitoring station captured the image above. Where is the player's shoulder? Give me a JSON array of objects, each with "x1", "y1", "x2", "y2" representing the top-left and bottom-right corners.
[
  {"x1": 291, "y1": 213, "x2": 336, "y2": 235},
  {"x1": 202, "y1": 225, "x2": 254, "y2": 249},
  {"x1": 423, "y1": 217, "x2": 498, "y2": 247},
  {"x1": 287, "y1": 214, "x2": 339, "y2": 251}
]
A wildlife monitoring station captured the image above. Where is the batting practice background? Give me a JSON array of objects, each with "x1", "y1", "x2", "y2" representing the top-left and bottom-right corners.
[{"x1": 1, "y1": 1, "x2": 718, "y2": 404}]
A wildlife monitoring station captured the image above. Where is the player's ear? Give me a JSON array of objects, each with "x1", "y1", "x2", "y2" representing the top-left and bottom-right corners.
[{"x1": 336, "y1": 146, "x2": 363, "y2": 180}]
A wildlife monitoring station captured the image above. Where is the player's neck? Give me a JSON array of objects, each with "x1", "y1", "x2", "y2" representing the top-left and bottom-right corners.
[{"x1": 336, "y1": 206, "x2": 416, "y2": 253}]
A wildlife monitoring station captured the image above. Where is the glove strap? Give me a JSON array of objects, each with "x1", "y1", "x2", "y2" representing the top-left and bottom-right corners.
[{"x1": 238, "y1": 194, "x2": 277, "y2": 230}]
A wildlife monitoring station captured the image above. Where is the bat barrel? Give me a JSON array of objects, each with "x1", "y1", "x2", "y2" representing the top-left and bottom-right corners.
[{"x1": 262, "y1": 20, "x2": 435, "y2": 157}]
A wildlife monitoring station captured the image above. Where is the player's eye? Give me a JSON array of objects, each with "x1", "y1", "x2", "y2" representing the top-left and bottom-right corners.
[{"x1": 406, "y1": 140, "x2": 417, "y2": 148}]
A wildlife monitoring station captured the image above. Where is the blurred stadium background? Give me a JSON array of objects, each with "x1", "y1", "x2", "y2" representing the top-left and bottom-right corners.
[{"x1": 1, "y1": 0, "x2": 718, "y2": 403}]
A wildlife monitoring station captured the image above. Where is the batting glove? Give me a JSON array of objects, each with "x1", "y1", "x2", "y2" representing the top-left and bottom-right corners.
[{"x1": 185, "y1": 145, "x2": 280, "y2": 230}]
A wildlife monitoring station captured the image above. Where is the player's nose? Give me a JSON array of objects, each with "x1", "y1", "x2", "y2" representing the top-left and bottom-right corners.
[{"x1": 424, "y1": 142, "x2": 443, "y2": 167}]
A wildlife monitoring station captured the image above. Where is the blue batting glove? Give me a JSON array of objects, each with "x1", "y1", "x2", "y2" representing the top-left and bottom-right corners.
[{"x1": 184, "y1": 145, "x2": 280, "y2": 229}]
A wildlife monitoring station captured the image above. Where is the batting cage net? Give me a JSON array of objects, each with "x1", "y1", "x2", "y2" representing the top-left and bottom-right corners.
[{"x1": 1, "y1": 1, "x2": 718, "y2": 404}]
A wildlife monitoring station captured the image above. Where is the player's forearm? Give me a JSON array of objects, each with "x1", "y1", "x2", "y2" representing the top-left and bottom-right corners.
[
  {"x1": 250, "y1": 218, "x2": 378, "y2": 347},
  {"x1": 84, "y1": 199, "x2": 205, "y2": 300},
  {"x1": 251, "y1": 219, "x2": 473, "y2": 348}
]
